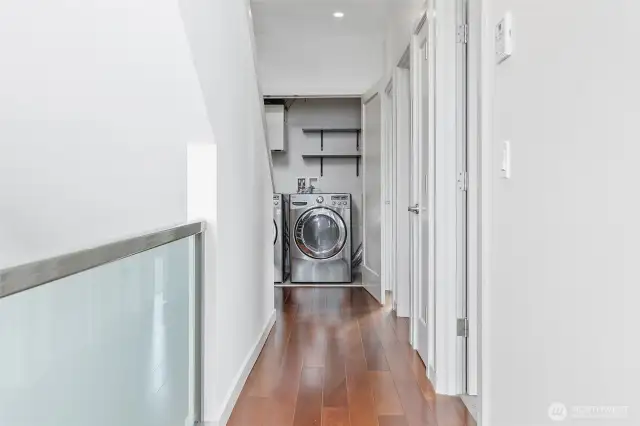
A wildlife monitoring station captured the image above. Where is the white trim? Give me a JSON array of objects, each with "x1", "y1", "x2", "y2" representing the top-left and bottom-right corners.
[
  {"x1": 361, "y1": 93, "x2": 384, "y2": 306},
  {"x1": 478, "y1": 0, "x2": 494, "y2": 423},
  {"x1": 428, "y1": 365, "x2": 437, "y2": 384},
  {"x1": 362, "y1": 264, "x2": 384, "y2": 305},
  {"x1": 414, "y1": 11, "x2": 428, "y2": 35},
  {"x1": 461, "y1": 395, "x2": 479, "y2": 422},
  {"x1": 213, "y1": 309, "x2": 276, "y2": 426},
  {"x1": 381, "y1": 79, "x2": 394, "y2": 295},
  {"x1": 363, "y1": 264, "x2": 380, "y2": 278},
  {"x1": 361, "y1": 97, "x2": 368, "y2": 273},
  {"x1": 409, "y1": 27, "x2": 421, "y2": 350},
  {"x1": 465, "y1": 0, "x2": 483, "y2": 399},
  {"x1": 362, "y1": 90, "x2": 380, "y2": 106}
]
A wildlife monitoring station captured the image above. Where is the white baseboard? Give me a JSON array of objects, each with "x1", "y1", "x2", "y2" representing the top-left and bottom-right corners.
[
  {"x1": 460, "y1": 395, "x2": 479, "y2": 422},
  {"x1": 362, "y1": 265, "x2": 383, "y2": 305},
  {"x1": 214, "y1": 309, "x2": 276, "y2": 426},
  {"x1": 428, "y1": 365, "x2": 437, "y2": 386},
  {"x1": 363, "y1": 264, "x2": 380, "y2": 278}
]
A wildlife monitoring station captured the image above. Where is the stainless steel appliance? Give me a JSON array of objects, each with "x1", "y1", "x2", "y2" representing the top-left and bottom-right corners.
[
  {"x1": 274, "y1": 194, "x2": 290, "y2": 283},
  {"x1": 290, "y1": 193, "x2": 352, "y2": 284}
]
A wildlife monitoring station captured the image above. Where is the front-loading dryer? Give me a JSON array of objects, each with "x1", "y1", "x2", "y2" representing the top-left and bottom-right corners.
[
  {"x1": 273, "y1": 194, "x2": 290, "y2": 283},
  {"x1": 290, "y1": 193, "x2": 352, "y2": 284}
]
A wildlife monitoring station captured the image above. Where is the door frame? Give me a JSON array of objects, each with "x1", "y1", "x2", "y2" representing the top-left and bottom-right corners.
[
  {"x1": 362, "y1": 91, "x2": 385, "y2": 305},
  {"x1": 393, "y1": 56, "x2": 412, "y2": 320},
  {"x1": 455, "y1": 0, "x2": 470, "y2": 396},
  {"x1": 381, "y1": 79, "x2": 396, "y2": 302},
  {"x1": 452, "y1": 0, "x2": 482, "y2": 400},
  {"x1": 380, "y1": 51, "x2": 413, "y2": 319},
  {"x1": 465, "y1": 0, "x2": 484, "y2": 399}
]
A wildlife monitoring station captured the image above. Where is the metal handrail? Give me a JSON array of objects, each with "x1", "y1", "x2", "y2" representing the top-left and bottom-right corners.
[{"x1": 0, "y1": 220, "x2": 206, "y2": 300}]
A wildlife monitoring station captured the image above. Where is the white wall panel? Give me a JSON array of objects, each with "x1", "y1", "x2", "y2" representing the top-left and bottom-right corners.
[
  {"x1": 256, "y1": 34, "x2": 384, "y2": 97},
  {"x1": 180, "y1": 0, "x2": 275, "y2": 423},
  {"x1": 0, "y1": 0, "x2": 213, "y2": 269},
  {"x1": 482, "y1": 1, "x2": 640, "y2": 425}
]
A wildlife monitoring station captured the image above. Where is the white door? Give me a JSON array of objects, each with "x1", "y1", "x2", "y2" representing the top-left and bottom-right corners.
[
  {"x1": 394, "y1": 65, "x2": 412, "y2": 320},
  {"x1": 411, "y1": 17, "x2": 435, "y2": 372},
  {"x1": 362, "y1": 94, "x2": 385, "y2": 304}
]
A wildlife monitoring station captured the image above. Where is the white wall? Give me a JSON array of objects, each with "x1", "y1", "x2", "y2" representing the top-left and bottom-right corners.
[
  {"x1": 256, "y1": 34, "x2": 384, "y2": 97},
  {"x1": 0, "y1": 0, "x2": 213, "y2": 269},
  {"x1": 271, "y1": 98, "x2": 363, "y2": 249},
  {"x1": 384, "y1": 0, "x2": 426, "y2": 72},
  {"x1": 362, "y1": 94, "x2": 383, "y2": 303},
  {"x1": 179, "y1": 0, "x2": 275, "y2": 424},
  {"x1": 0, "y1": 0, "x2": 273, "y2": 425},
  {"x1": 251, "y1": 1, "x2": 386, "y2": 97},
  {"x1": 481, "y1": 1, "x2": 640, "y2": 425}
]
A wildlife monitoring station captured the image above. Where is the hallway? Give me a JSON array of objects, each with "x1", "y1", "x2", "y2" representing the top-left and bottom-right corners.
[{"x1": 229, "y1": 287, "x2": 475, "y2": 426}]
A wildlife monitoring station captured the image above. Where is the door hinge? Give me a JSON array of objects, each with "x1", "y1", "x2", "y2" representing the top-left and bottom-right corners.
[
  {"x1": 457, "y1": 318, "x2": 469, "y2": 338},
  {"x1": 457, "y1": 171, "x2": 469, "y2": 191},
  {"x1": 457, "y1": 24, "x2": 469, "y2": 44}
]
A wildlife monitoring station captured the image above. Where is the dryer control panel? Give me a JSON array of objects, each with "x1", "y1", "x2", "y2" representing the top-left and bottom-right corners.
[{"x1": 330, "y1": 195, "x2": 350, "y2": 207}]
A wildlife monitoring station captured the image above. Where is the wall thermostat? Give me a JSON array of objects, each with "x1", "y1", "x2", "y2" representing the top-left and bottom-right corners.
[{"x1": 495, "y1": 12, "x2": 513, "y2": 64}]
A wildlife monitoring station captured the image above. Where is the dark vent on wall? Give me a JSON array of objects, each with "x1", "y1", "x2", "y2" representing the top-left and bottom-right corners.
[{"x1": 264, "y1": 98, "x2": 286, "y2": 106}]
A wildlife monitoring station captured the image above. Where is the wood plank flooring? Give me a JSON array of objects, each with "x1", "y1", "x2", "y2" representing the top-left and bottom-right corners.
[{"x1": 228, "y1": 287, "x2": 476, "y2": 426}]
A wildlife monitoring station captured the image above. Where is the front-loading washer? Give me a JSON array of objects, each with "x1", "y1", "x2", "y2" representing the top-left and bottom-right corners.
[
  {"x1": 290, "y1": 193, "x2": 352, "y2": 284},
  {"x1": 273, "y1": 194, "x2": 290, "y2": 283}
]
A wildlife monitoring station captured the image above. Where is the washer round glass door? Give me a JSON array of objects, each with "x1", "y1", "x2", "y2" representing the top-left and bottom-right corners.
[{"x1": 294, "y1": 207, "x2": 347, "y2": 259}]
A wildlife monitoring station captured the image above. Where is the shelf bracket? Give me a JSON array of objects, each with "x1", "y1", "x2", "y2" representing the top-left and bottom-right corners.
[
  {"x1": 356, "y1": 157, "x2": 359, "y2": 177},
  {"x1": 320, "y1": 130, "x2": 324, "y2": 176},
  {"x1": 356, "y1": 131, "x2": 360, "y2": 151}
]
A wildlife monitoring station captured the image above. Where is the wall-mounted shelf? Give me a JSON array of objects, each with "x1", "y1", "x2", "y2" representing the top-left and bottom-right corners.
[
  {"x1": 302, "y1": 128, "x2": 362, "y2": 177},
  {"x1": 302, "y1": 154, "x2": 362, "y2": 159},
  {"x1": 302, "y1": 128, "x2": 361, "y2": 134}
]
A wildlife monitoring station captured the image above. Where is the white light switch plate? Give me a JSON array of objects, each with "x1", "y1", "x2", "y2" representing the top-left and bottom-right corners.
[
  {"x1": 501, "y1": 141, "x2": 511, "y2": 179},
  {"x1": 495, "y1": 12, "x2": 513, "y2": 64}
]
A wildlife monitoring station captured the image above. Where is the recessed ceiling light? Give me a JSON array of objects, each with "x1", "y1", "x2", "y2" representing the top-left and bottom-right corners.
[{"x1": 333, "y1": 11, "x2": 345, "y2": 18}]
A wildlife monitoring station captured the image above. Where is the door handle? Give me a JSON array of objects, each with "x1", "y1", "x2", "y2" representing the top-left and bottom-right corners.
[{"x1": 408, "y1": 204, "x2": 420, "y2": 214}]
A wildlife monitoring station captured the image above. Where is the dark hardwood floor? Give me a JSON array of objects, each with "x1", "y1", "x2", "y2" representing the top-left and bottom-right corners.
[{"x1": 228, "y1": 287, "x2": 476, "y2": 426}]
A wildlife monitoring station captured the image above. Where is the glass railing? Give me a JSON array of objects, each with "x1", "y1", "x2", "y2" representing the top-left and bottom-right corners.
[{"x1": 0, "y1": 221, "x2": 205, "y2": 426}]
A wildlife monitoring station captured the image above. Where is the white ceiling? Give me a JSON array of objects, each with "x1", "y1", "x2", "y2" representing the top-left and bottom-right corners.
[{"x1": 250, "y1": 0, "x2": 399, "y2": 37}]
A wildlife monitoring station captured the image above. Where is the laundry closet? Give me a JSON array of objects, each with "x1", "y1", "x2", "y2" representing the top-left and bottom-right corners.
[{"x1": 268, "y1": 98, "x2": 363, "y2": 285}]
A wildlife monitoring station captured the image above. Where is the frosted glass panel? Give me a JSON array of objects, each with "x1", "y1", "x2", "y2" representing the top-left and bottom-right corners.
[{"x1": 0, "y1": 237, "x2": 195, "y2": 426}]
